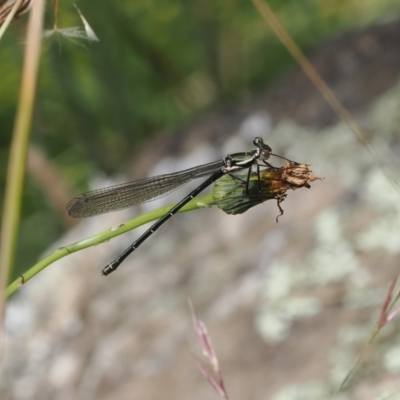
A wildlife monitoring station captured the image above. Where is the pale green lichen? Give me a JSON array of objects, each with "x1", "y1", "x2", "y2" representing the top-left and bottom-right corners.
[
  {"x1": 370, "y1": 79, "x2": 400, "y2": 138},
  {"x1": 299, "y1": 210, "x2": 361, "y2": 286},
  {"x1": 343, "y1": 286, "x2": 389, "y2": 309},
  {"x1": 356, "y1": 169, "x2": 400, "y2": 253},
  {"x1": 271, "y1": 381, "x2": 335, "y2": 400},
  {"x1": 255, "y1": 209, "x2": 363, "y2": 342},
  {"x1": 383, "y1": 345, "x2": 400, "y2": 374}
]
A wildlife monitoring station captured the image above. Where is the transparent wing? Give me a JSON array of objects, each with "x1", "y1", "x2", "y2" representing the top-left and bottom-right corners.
[{"x1": 67, "y1": 160, "x2": 224, "y2": 217}]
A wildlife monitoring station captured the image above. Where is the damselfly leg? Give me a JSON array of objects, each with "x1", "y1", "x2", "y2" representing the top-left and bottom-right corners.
[{"x1": 67, "y1": 137, "x2": 279, "y2": 275}]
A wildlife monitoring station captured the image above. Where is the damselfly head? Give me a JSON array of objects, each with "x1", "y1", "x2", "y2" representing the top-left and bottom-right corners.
[
  {"x1": 253, "y1": 137, "x2": 272, "y2": 160},
  {"x1": 253, "y1": 137, "x2": 299, "y2": 164}
]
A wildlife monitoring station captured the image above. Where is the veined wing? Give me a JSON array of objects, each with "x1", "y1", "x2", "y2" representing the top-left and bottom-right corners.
[{"x1": 67, "y1": 160, "x2": 224, "y2": 218}]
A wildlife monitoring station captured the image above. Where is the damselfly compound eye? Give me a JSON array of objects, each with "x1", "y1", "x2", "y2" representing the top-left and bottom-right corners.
[{"x1": 253, "y1": 137, "x2": 263, "y2": 147}]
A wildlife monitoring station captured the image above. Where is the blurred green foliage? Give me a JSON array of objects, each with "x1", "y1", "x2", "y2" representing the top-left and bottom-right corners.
[{"x1": 0, "y1": 0, "x2": 399, "y2": 278}]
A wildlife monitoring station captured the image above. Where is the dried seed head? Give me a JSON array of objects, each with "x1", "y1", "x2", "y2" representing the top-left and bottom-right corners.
[{"x1": 213, "y1": 161, "x2": 323, "y2": 219}]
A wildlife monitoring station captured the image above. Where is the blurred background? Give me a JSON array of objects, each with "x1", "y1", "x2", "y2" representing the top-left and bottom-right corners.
[{"x1": 2, "y1": 1, "x2": 400, "y2": 399}]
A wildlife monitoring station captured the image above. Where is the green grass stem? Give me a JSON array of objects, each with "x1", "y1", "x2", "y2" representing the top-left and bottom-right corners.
[{"x1": 6, "y1": 193, "x2": 216, "y2": 298}]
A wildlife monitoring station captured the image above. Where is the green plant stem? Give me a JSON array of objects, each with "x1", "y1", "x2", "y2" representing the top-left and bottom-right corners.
[
  {"x1": 0, "y1": 0, "x2": 45, "y2": 308},
  {"x1": 6, "y1": 193, "x2": 217, "y2": 298}
]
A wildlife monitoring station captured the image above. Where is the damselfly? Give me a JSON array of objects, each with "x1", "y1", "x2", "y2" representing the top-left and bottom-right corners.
[{"x1": 67, "y1": 137, "x2": 288, "y2": 275}]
